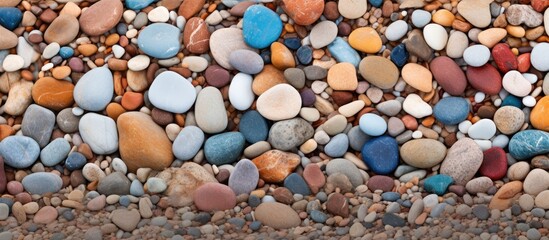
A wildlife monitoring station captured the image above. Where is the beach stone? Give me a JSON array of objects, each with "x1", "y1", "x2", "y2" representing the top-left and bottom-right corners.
[
  {"x1": 494, "y1": 106, "x2": 524, "y2": 135},
  {"x1": 457, "y1": 0, "x2": 493, "y2": 28},
  {"x1": 430, "y1": 56, "x2": 467, "y2": 95},
  {"x1": 252, "y1": 65, "x2": 286, "y2": 95},
  {"x1": 195, "y1": 87, "x2": 227, "y2": 134},
  {"x1": 493, "y1": 43, "x2": 518, "y2": 73},
  {"x1": 361, "y1": 136, "x2": 399, "y2": 175},
  {"x1": 193, "y1": 183, "x2": 236, "y2": 211},
  {"x1": 252, "y1": 150, "x2": 300, "y2": 183},
  {"x1": 79, "y1": 0, "x2": 123, "y2": 36},
  {"x1": 405, "y1": 29, "x2": 433, "y2": 61},
  {"x1": 468, "y1": 119, "x2": 496, "y2": 140},
  {"x1": 349, "y1": 27, "x2": 382, "y2": 53},
  {"x1": 79, "y1": 113, "x2": 118, "y2": 155},
  {"x1": 402, "y1": 94, "x2": 433, "y2": 118},
  {"x1": 0, "y1": 136, "x2": 39, "y2": 169},
  {"x1": 411, "y1": 9, "x2": 431, "y2": 28},
  {"x1": 73, "y1": 67, "x2": 113, "y2": 111},
  {"x1": 33, "y1": 206, "x2": 57, "y2": 224},
  {"x1": 239, "y1": 110, "x2": 269, "y2": 144},
  {"x1": 172, "y1": 126, "x2": 204, "y2": 161},
  {"x1": 465, "y1": 177, "x2": 493, "y2": 194},
  {"x1": 125, "y1": 0, "x2": 155, "y2": 10},
  {"x1": 423, "y1": 23, "x2": 448, "y2": 51},
  {"x1": 242, "y1": 5, "x2": 282, "y2": 49},
  {"x1": 367, "y1": 175, "x2": 394, "y2": 192},
  {"x1": 401, "y1": 63, "x2": 432, "y2": 92},
  {"x1": 56, "y1": 108, "x2": 80, "y2": 133},
  {"x1": 401, "y1": 139, "x2": 447, "y2": 168},
  {"x1": 309, "y1": 21, "x2": 338, "y2": 49},
  {"x1": 326, "y1": 158, "x2": 363, "y2": 187},
  {"x1": 433, "y1": 97, "x2": 469, "y2": 125},
  {"x1": 535, "y1": 190, "x2": 549, "y2": 209},
  {"x1": 255, "y1": 202, "x2": 300, "y2": 229},
  {"x1": 359, "y1": 113, "x2": 387, "y2": 136},
  {"x1": 210, "y1": 28, "x2": 254, "y2": 70},
  {"x1": 97, "y1": 172, "x2": 130, "y2": 195},
  {"x1": 284, "y1": 173, "x2": 311, "y2": 195},
  {"x1": 148, "y1": 71, "x2": 196, "y2": 113},
  {"x1": 21, "y1": 104, "x2": 55, "y2": 148},
  {"x1": 137, "y1": 23, "x2": 180, "y2": 59},
  {"x1": 531, "y1": 42, "x2": 549, "y2": 71},
  {"x1": 2, "y1": 55, "x2": 23, "y2": 72},
  {"x1": 531, "y1": 96, "x2": 549, "y2": 131},
  {"x1": 256, "y1": 84, "x2": 301, "y2": 121},
  {"x1": 182, "y1": 17, "x2": 209, "y2": 54},
  {"x1": 506, "y1": 4, "x2": 543, "y2": 27},
  {"x1": 282, "y1": 0, "x2": 324, "y2": 25},
  {"x1": 489, "y1": 181, "x2": 522, "y2": 210},
  {"x1": 204, "y1": 132, "x2": 245, "y2": 165},
  {"x1": 268, "y1": 118, "x2": 314, "y2": 151},
  {"x1": 65, "y1": 152, "x2": 86, "y2": 171},
  {"x1": 22, "y1": 172, "x2": 62, "y2": 195},
  {"x1": 503, "y1": 70, "x2": 531, "y2": 97},
  {"x1": 158, "y1": 163, "x2": 217, "y2": 207},
  {"x1": 112, "y1": 209, "x2": 140, "y2": 232},
  {"x1": 178, "y1": 0, "x2": 203, "y2": 18},
  {"x1": 229, "y1": 50, "x2": 263, "y2": 75},
  {"x1": 359, "y1": 56, "x2": 399, "y2": 89},
  {"x1": 205, "y1": 65, "x2": 230, "y2": 87},
  {"x1": 229, "y1": 159, "x2": 259, "y2": 195},
  {"x1": 338, "y1": 0, "x2": 367, "y2": 19},
  {"x1": 40, "y1": 138, "x2": 70, "y2": 167},
  {"x1": 327, "y1": 37, "x2": 361, "y2": 67},
  {"x1": 478, "y1": 28, "x2": 507, "y2": 48},
  {"x1": 271, "y1": 42, "x2": 296, "y2": 70},
  {"x1": 424, "y1": 174, "x2": 454, "y2": 195},
  {"x1": 523, "y1": 169, "x2": 549, "y2": 195},
  {"x1": 385, "y1": 20, "x2": 408, "y2": 41},
  {"x1": 0, "y1": 7, "x2": 21, "y2": 30},
  {"x1": 509, "y1": 130, "x2": 549, "y2": 160},
  {"x1": 480, "y1": 147, "x2": 507, "y2": 180},
  {"x1": 440, "y1": 138, "x2": 483, "y2": 185},
  {"x1": 228, "y1": 73, "x2": 254, "y2": 111},
  {"x1": 32, "y1": 77, "x2": 74, "y2": 111},
  {"x1": 0, "y1": 25, "x2": 17, "y2": 50},
  {"x1": 3, "y1": 76, "x2": 32, "y2": 116},
  {"x1": 44, "y1": 14, "x2": 79, "y2": 46},
  {"x1": 446, "y1": 31, "x2": 468, "y2": 58},
  {"x1": 463, "y1": 45, "x2": 490, "y2": 67},
  {"x1": 466, "y1": 64, "x2": 502, "y2": 95},
  {"x1": 118, "y1": 112, "x2": 173, "y2": 172},
  {"x1": 303, "y1": 164, "x2": 325, "y2": 193},
  {"x1": 390, "y1": 44, "x2": 409, "y2": 67}
]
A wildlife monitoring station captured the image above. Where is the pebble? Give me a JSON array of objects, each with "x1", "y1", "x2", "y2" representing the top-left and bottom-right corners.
[
  {"x1": 349, "y1": 27, "x2": 382, "y2": 53},
  {"x1": 0, "y1": 136, "x2": 39, "y2": 169},
  {"x1": 310, "y1": 21, "x2": 338, "y2": 49},
  {"x1": 466, "y1": 64, "x2": 502, "y2": 95},
  {"x1": 423, "y1": 24, "x2": 448, "y2": 51},
  {"x1": 523, "y1": 169, "x2": 549, "y2": 195},
  {"x1": 268, "y1": 118, "x2": 313, "y2": 151},
  {"x1": 148, "y1": 71, "x2": 196, "y2": 113},
  {"x1": 440, "y1": 138, "x2": 483, "y2": 185},
  {"x1": 468, "y1": 119, "x2": 496, "y2": 140},
  {"x1": 324, "y1": 134, "x2": 349, "y2": 158},
  {"x1": 40, "y1": 138, "x2": 70, "y2": 167},
  {"x1": 254, "y1": 202, "x2": 300, "y2": 229},
  {"x1": 326, "y1": 158, "x2": 363, "y2": 188},
  {"x1": 327, "y1": 37, "x2": 361, "y2": 67},
  {"x1": 400, "y1": 139, "x2": 446, "y2": 168},
  {"x1": 79, "y1": 0, "x2": 123, "y2": 36},
  {"x1": 229, "y1": 50, "x2": 263, "y2": 75},
  {"x1": 424, "y1": 174, "x2": 454, "y2": 195},
  {"x1": 402, "y1": 94, "x2": 432, "y2": 118},
  {"x1": 506, "y1": 4, "x2": 543, "y2": 27},
  {"x1": 433, "y1": 97, "x2": 470, "y2": 125},
  {"x1": 509, "y1": 130, "x2": 549, "y2": 160},
  {"x1": 256, "y1": 84, "x2": 301, "y2": 121},
  {"x1": 172, "y1": 126, "x2": 204, "y2": 161},
  {"x1": 33, "y1": 206, "x2": 57, "y2": 224},
  {"x1": 502, "y1": 70, "x2": 532, "y2": 97},
  {"x1": 73, "y1": 67, "x2": 113, "y2": 111},
  {"x1": 195, "y1": 87, "x2": 227, "y2": 134},
  {"x1": 385, "y1": 20, "x2": 408, "y2": 41},
  {"x1": 361, "y1": 136, "x2": 399, "y2": 175},
  {"x1": 193, "y1": 183, "x2": 236, "y2": 211},
  {"x1": 456, "y1": 0, "x2": 492, "y2": 28},
  {"x1": 0, "y1": 7, "x2": 22, "y2": 30},
  {"x1": 446, "y1": 31, "x2": 468, "y2": 58},
  {"x1": 252, "y1": 150, "x2": 300, "y2": 183},
  {"x1": 430, "y1": 56, "x2": 467, "y2": 95},
  {"x1": 338, "y1": 0, "x2": 367, "y2": 19},
  {"x1": 204, "y1": 132, "x2": 245, "y2": 165},
  {"x1": 21, "y1": 104, "x2": 55, "y2": 148},
  {"x1": 463, "y1": 45, "x2": 490, "y2": 67},
  {"x1": 359, "y1": 113, "x2": 387, "y2": 136},
  {"x1": 79, "y1": 113, "x2": 118, "y2": 155},
  {"x1": 112, "y1": 209, "x2": 141, "y2": 232},
  {"x1": 97, "y1": 172, "x2": 130, "y2": 195},
  {"x1": 401, "y1": 63, "x2": 432, "y2": 92},
  {"x1": 242, "y1": 5, "x2": 282, "y2": 49},
  {"x1": 229, "y1": 159, "x2": 259, "y2": 196},
  {"x1": 531, "y1": 42, "x2": 549, "y2": 71},
  {"x1": 210, "y1": 28, "x2": 254, "y2": 70},
  {"x1": 21, "y1": 172, "x2": 62, "y2": 195},
  {"x1": 465, "y1": 177, "x2": 494, "y2": 194},
  {"x1": 137, "y1": 23, "x2": 180, "y2": 59},
  {"x1": 359, "y1": 56, "x2": 399, "y2": 89}
]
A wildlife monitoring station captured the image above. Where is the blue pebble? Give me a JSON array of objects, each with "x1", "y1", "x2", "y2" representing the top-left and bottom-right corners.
[
  {"x1": 239, "y1": 110, "x2": 269, "y2": 144},
  {"x1": 0, "y1": 198, "x2": 14, "y2": 212},
  {"x1": 433, "y1": 97, "x2": 470, "y2": 125},
  {"x1": 242, "y1": 5, "x2": 282, "y2": 49},
  {"x1": 248, "y1": 194, "x2": 261, "y2": 208},
  {"x1": 390, "y1": 44, "x2": 408, "y2": 68},
  {"x1": 359, "y1": 113, "x2": 387, "y2": 136},
  {"x1": 381, "y1": 192, "x2": 401, "y2": 201},
  {"x1": 40, "y1": 138, "x2": 71, "y2": 167},
  {"x1": 119, "y1": 196, "x2": 131, "y2": 207},
  {"x1": 284, "y1": 37, "x2": 301, "y2": 50},
  {"x1": 59, "y1": 47, "x2": 74, "y2": 59},
  {"x1": 368, "y1": 0, "x2": 383, "y2": 7},
  {"x1": 249, "y1": 221, "x2": 262, "y2": 231},
  {"x1": 22, "y1": 172, "x2": 63, "y2": 195},
  {"x1": 260, "y1": 50, "x2": 271, "y2": 64},
  {"x1": 284, "y1": 173, "x2": 311, "y2": 196},
  {"x1": 423, "y1": 174, "x2": 454, "y2": 195},
  {"x1": 137, "y1": 23, "x2": 181, "y2": 59},
  {"x1": 296, "y1": 45, "x2": 312, "y2": 65},
  {"x1": 400, "y1": 200, "x2": 412, "y2": 208},
  {"x1": 328, "y1": 37, "x2": 361, "y2": 67},
  {"x1": 204, "y1": 132, "x2": 245, "y2": 165},
  {"x1": 501, "y1": 95, "x2": 523, "y2": 109},
  {"x1": 130, "y1": 179, "x2": 145, "y2": 197},
  {"x1": 310, "y1": 210, "x2": 327, "y2": 223},
  {"x1": 0, "y1": 136, "x2": 40, "y2": 169},
  {"x1": 509, "y1": 130, "x2": 549, "y2": 160},
  {"x1": 65, "y1": 152, "x2": 87, "y2": 171},
  {"x1": 324, "y1": 133, "x2": 349, "y2": 157},
  {"x1": 116, "y1": 23, "x2": 128, "y2": 35},
  {"x1": 125, "y1": 0, "x2": 157, "y2": 10},
  {"x1": 361, "y1": 135, "x2": 399, "y2": 175},
  {"x1": 0, "y1": 7, "x2": 22, "y2": 31}
]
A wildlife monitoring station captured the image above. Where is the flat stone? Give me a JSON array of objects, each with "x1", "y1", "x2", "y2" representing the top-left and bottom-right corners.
[
  {"x1": 148, "y1": 71, "x2": 196, "y2": 113},
  {"x1": 32, "y1": 77, "x2": 74, "y2": 111},
  {"x1": 40, "y1": 138, "x2": 70, "y2": 167},
  {"x1": 73, "y1": 67, "x2": 113, "y2": 111},
  {"x1": 326, "y1": 158, "x2": 363, "y2": 187},
  {"x1": 158, "y1": 163, "x2": 217, "y2": 207},
  {"x1": 193, "y1": 182, "x2": 236, "y2": 211},
  {"x1": 229, "y1": 50, "x2": 263, "y2": 75},
  {"x1": 228, "y1": 159, "x2": 259, "y2": 196},
  {"x1": 137, "y1": 23, "x2": 180, "y2": 59},
  {"x1": 22, "y1": 172, "x2": 62, "y2": 195},
  {"x1": 327, "y1": 37, "x2": 361, "y2": 67},
  {"x1": 111, "y1": 209, "x2": 140, "y2": 232},
  {"x1": 282, "y1": 0, "x2": 324, "y2": 25},
  {"x1": 361, "y1": 136, "x2": 399, "y2": 175},
  {"x1": 309, "y1": 21, "x2": 338, "y2": 49},
  {"x1": 79, "y1": 0, "x2": 123, "y2": 36},
  {"x1": 509, "y1": 130, "x2": 549, "y2": 160},
  {"x1": 172, "y1": 126, "x2": 204, "y2": 161},
  {"x1": 255, "y1": 202, "x2": 300, "y2": 229},
  {"x1": 209, "y1": 28, "x2": 254, "y2": 70},
  {"x1": 242, "y1": 5, "x2": 282, "y2": 49},
  {"x1": 239, "y1": 110, "x2": 269, "y2": 144},
  {"x1": 44, "y1": 14, "x2": 79, "y2": 45},
  {"x1": 252, "y1": 150, "x2": 300, "y2": 183},
  {"x1": 440, "y1": 138, "x2": 483, "y2": 185},
  {"x1": 457, "y1": 0, "x2": 493, "y2": 28},
  {"x1": 195, "y1": 87, "x2": 227, "y2": 134},
  {"x1": 359, "y1": 56, "x2": 399, "y2": 89},
  {"x1": 97, "y1": 172, "x2": 130, "y2": 195},
  {"x1": 0, "y1": 136, "x2": 39, "y2": 169},
  {"x1": 268, "y1": 118, "x2": 314, "y2": 151},
  {"x1": 400, "y1": 139, "x2": 447, "y2": 168},
  {"x1": 21, "y1": 104, "x2": 55, "y2": 148},
  {"x1": 424, "y1": 174, "x2": 454, "y2": 195},
  {"x1": 204, "y1": 132, "x2": 245, "y2": 165},
  {"x1": 430, "y1": 56, "x2": 467, "y2": 95},
  {"x1": 79, "y1": 113, "x2": 118, "y2": 155}
]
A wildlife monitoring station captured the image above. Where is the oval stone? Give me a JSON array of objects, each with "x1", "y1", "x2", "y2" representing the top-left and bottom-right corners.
[
  {"x1": 509, "y1": 130, "x2": 549, "y2": 160},
  {"x1": 268, "y1": 118, "x2": 314, "y2": 151},
  {"x1": 242, "y1": 5, "x2": 282, "y2": 49},
  {"x1": 282, "y1": 0, "x2": 324, "y2": 25},
  {"x1": 148, "y1": 71, "x2": 196, "y2": 113},
  {"x1": 361, "y1": 135, "x2": 399, "y2": 175},
  {"x1": 400, "y1": 139, "x2": 447, "y2": 168},
  {"x1": 193, "y1": 183, "x2": 236, "y2": 211},
  {"x1": 22, "y1": 172, "x2": 62, "y2": 195},
  {"x1": 433, "y1": 97, "x2": 470, "y2": 125},
  {"x1": 430, "y1": 56, "x2": 467, "y2": 95},
  {"x1": 210, "y1": 28, "x2": 255, "y2": 70},
  {"x1": 32, "y1": 77, "x2": 74, "y2": 111},
  {"x1": 466, "y1": 64, "x2": 502, "y2": 95},
  {"x1": 44, "y1": 14, "x2": 79, "y2": 45},
  {"x1": 359, "y1": 56, "x2": 399, "y2": 89},
  {"x1": 256, "y1": 84, "x2": 301, "y2": 121},
  {"x1": 195, "y1": 87, "x2": 227, "y2": 134},
  {"x1": 79, "y1": 0, "x2": 123, "y2": 36},
  {"x1": 137, "y1": 23, "x2": 181, "y2": 59},
  {"x1": 255, "y1": 202, "x2": 301, "y2": 229},
  {"x1": 204, "y1": 132, "x2": 245, "y2": 165},
  {"x1": 79, "y1": 113, "x2": 118, "y2": 155},
  {"x1": 183, "y1": 17, "x2": 210, "y2": 54},
  {"x1": 228, "y1": 159, "x2": 259, "y2": 196},
  {"x1": 73, "y1": 67, "x2": 113, "y2": 111},
  {"x1": 172, "y1": 126, "x2": 204, "y2": 161},
  {"x1": 440, "y1": 138, "x2": 483, "y2": 185},
  {"x1": 0, "y1": 136, "x2": 39, "y2": 169}
]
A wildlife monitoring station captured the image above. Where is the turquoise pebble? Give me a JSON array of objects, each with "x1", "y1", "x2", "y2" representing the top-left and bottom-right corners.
[
  {"x1": 242, "y1": 5, "x2": 282, "y2": 49},
  {"x1": 423, "y1": 174, "x2": 454, "y2": 195},
  {"x1": 328, "y1": 37, "x2": 361, "y2": 67},
  {"x1": 137, "y1": 23, "x2": 181, "y2": 59}
]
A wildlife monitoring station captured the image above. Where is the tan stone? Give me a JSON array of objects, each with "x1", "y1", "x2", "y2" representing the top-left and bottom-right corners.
[
  {"x1": 478, "y1": 28, "x2": 507, "y2": 48},
  {"x1": 45, "y1": 14, "x2": 80, "y2": 45},
  {"x1": 0, "y1": 25, "x2": 17, "y2": 50},
  {"x1": 4, "y1": 80, "x2": 33, "y2": 116},
  {"x1": 79, "y1": 0, "x2": 123, "y2": 36},
  {"x1": 157, "y1": 163, "x2": 218, "y2": 207},
  {"x1": 327, "y1": 62, "x2": 358, "y2": 91},
  {"x1": 252, "y1": 65, "x2": 286, "y2": 95},
  {"x1": 359, "y1": 56, "x2": 399, "y2": 90},
  {"x1": 401, "y1": 63, "x2": 432, "y2": 92}
]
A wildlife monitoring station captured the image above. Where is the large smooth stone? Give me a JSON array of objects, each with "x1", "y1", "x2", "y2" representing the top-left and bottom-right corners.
[
  {"x1": 252, "y1": 150, "x2": 300, "y2": 183},
  {"x1": 126, "y1": 0, "x2": 156, "y2": 10},
  {"x1": 229, "y1": 73, "x2": 254, "y2": 111},
  {"x1": 282, "y1": 0, "x2": 324, "y2": 25},
  {"x1": 509, "y1": 130, "x2": 549, "y2": 160},
  {"x1": 31, "y1": 77, "x2": 74, "y2": 111},
  {"x1": 255, "y1": 202, "x2": 300, "y2": 229},
  {"x1": 193, "y1": 182, "x2": 236, "y2": 211},
  {"x1": 239, "y1": 110, "x2": 269, "y2": 144},
  {"x1": 268, "y1": 118, "x2": 314, "y2": 151},
  {"x1": 117, "y1": 112, "x2": 174, "y2": 172},
  {"x1": 40, "y1": 138, "x2": 71, "y2": 167},
  {"x1": 440, "y1": 138, "x2": 483, "y2": 185},
  {"x1": 148, "y1": 71, "x2": 196, "y2": 113},
  {"x1": 21, "y1": 104, "x2": 55, "y2": 148},
  {"x1": 359, "y1": 56, "x2": 399, "y2": 89},
  {"x1": 204, "y1": 132, "x2": 245, "y2": 165},
  {"x1": 172, "y1": 126, "x2": 204, "y2": 161},
  {"x1": 361, "y1": 136, "x2": 399, "y2": 175},
  {"x1": 256, "y1": 84, "x2": 301, "y2": 121},
  {"x1": 228, "y1": 159, "x2": 259, "y2": 196},
  {"x1": 430, "y1": 56, "x2": 467, "y2": 95},
  {"x1": 137, "y1": 23, "x2": 180, "y2": 59},
  {"x1": 195, "y1": 87, "x2": 227, "y2": 134},
  {"x1": 433, "y1": 97, "x2": 470, "y2": 125},
  {"x1": 0, "y1": 7, "x2": 22, "y2": 30},
  {"x1": 73, "y1": 67, "x2": 113, "y2": 111},
  {"x1": 326, "y1": 158, "x2": 363, "y2": 187},
  {"x1": 79, "y1": 113, "x2": 118, "y2": 155},
  {"x1": 21, "y1": 172, "x2": 62, "y2": 195},
  {"x1": 0, "y1": 136, "x2": 39, "y2": 169},
  {"x1": 327, "y1": 37, "x2": 361, "y2": 67},
  {"x1": 44, "y1": 14, "x2": 79, "y2": 45},
  {"x1": 79, "y1": 0, "x2": 123, "y2": 36},
  {"x1": 400, "y1": 139, "x2": 447, "y2": 168},
  {"x1": 242, "y1": 5, "x2": 282, "y2": 49}
]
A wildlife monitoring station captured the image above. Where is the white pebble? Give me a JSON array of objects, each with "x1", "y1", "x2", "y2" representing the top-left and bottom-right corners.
[
  {"x1": 126, "y1": 29, "x2": 138, "y2": 39},
  {"x1": 474, "y1": 139, "x2": 492, "y2": 151},
  {"x1": 463, "y1": 45, "x2": 490, "y2": 67},
  {"x1": 522, "y1": 73, "x2": 538, "y2": 84},
  {"x1": 522, "y1": 96, "x2": 536, "y2": 107},
  {"x1": 123, "y1": 10, "x2": 136, "y2": 23},
  {"x1": 42, "y1": 42, "x2": 60, "y2": 59},
  {"x1": 72, "y1": 107, "x2": 84, "y2": 116},
  {"x1": 2, "y1": 55, "x2": 24, "y2": 72},
  {"x1": 458, "y1": 120, "x2": 472, "y2": 134},
  {"x1": 474, "y1": 92, "x2": 485, "y2": 103},
  {"x1": 492, "y1": 135, "x2": 509, "y2": 148},
  {"x1": 148, "y1": 6, "x2": 170, "y2": 23},
  {"x1": 205, "y1": 10, "x2": 223, "y2": 25},
  {"x1": 41, "y1": 62, "x2": 54, "y2": 71},
  {"x1": 182, "y1": 56, "x2": 208, "y2": 72},
  {"x1": 112, "y1": 45, "x2": 125, "y2": 58},
  {"x1": 128, "y1": 55, "x2": 150, "y2": 71},
  {"x1": 176, "y1": 16, "x2": 186, "y2": 30},
  {"x1": 412, "y1": 130, "x2": 423, "y2": 139}
]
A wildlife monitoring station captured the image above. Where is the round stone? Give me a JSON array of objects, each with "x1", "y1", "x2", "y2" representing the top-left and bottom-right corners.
[
  {"x1": 256, "y1": 84, "x2": 301, "y2": 121},
  {"x1": 148, "y1": 71, "x2": 196, "y2": 113},
  {"x1": 463, "y1": 45, "x2": 490, "y2": 67},
  {"x1": 359, "y1": 113, "x2": 387, "y2": 136},
  {"x1": 137, "y1": 23, "x2": 181, "y2": 59},
  {"x1": 400, "y1": 139, "x2": 447, "y2": 168}
]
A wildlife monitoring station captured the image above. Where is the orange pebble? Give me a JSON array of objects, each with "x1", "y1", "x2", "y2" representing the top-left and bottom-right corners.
[
  {"x1": 106, "y1": 102, "x2": 126, "y2": 121},
  {"x1": 121, "y1": 92, "x2": 143, "y2": 111},
  {"x1": 421, "y1": 116, "x2": 435, "y2": 127},
  {"x1": 401, "y1": 115, "x2": 418, "y2": 130},
  {"x1": 517, "y1": 53, "x2": 531, "y2": 73}
]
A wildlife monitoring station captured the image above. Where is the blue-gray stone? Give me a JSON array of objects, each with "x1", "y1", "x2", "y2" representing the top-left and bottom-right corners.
[
  {"x1": 228, "y1": 218, "x2": 246, "y2": 228},
  {"x1": 130, "y1": 179, "x2": 144, "y2": 197},
  {"x1": 97, "y1": 172, "x2": 130, "y2": 195},
  {"x1": 125, "y1": 0, "x2": 157, "y2": 10},
  {"x1": 326, "y1": 158, "x2": 363, "y2": 187},
  {"x1": 382, "y1": 213, "x2": 405, "y2": 227},
  {"x1": 204, "y1": 132, "x2": 245, "y2": 165},
  {"x1": 22, "y1": 172, "x2": 63, "y2": 195},
  {"x1": 137, "y1": 23, "x2": 181, "y2": 59},
  {"x1": 283, "y1": 173, "x2": 311, "y2": 196},
  {"x1": 430, "y1": 203, "x2": 447, "y2": 218},
  {"x1": 119, "y1": 195, "x2": 131, "y2": 207},
  {"x1": 324, "y1": 133, "x2": 349, "y2": 157},
  {"x1": 310, "y1": 210, "x2": 327, "y2": 223},
  {"x1": 433, "y1": 97, "x2": 470, "y2": 125},
  {"x1": 328, "y1": 37, "x2": 361, "y2": 67},
  {"x1": 242, "y1": 5, "x2": 282, "y2": 49},
  {"x1": 248, "y1": 194, "x2": 261, "y2": 208},
  {"x1": 361, "y1": 135, "x2": 399, "y2": 175},
  {"x1": 239, "y1": 110, "x2": 269, "y2": 144},
  {"x1": 509, "y1": 130, "x2": 549, "y2": 160},
  {"x1": 297, "y1": 45, "x2": 312, "y2": 65},
  {"x1": 0, "y1": 136, "x2": 40, "y2": 169},
  {"x1": 62, "y1": 210, "x2": 75, "y2": 221},
  {"x1": 73, "y1": 67, "x2": 114, "y2": 111},
  {"x1": 381, "y1": 192, "x2": 401, "y2": 201},
  {"x1": 229, "y1": 159, "x2": 259, "y2": 196},
  {"x1": 65, "y1": 152, "x2": 87, "y2": 171},
  {"x1": 40, "y1": 138, "x2": 70, "y2": 167},
  {"x1": 348, "y1": 126, "x2": 370, "y2": 151},
  {"x1": 249, "y1": 221, "x2": 262, "y2": 231},
  {"x1": 0, "y1": 198, "x2": 13, "y2": 211},
  {"x1": 172, "y1": 126, "x2": 204, "y2": 160},
  {"x1": 423, "y1": 174, "x2": 454, "y2": 195},
  {"x1": 21, "y1": 104, "x2": 55, "y2": 148},
  {"x1": 0, "y1": 7, "x2": 23, "y2": 31},
  {"x1": 229, "y1": 49, "x2": 264, "y2": 75}
]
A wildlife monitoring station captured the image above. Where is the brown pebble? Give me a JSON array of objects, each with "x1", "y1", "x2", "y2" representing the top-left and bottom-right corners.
[
  {"x1": 70, "y1": 170, "x2": 86, "y2": 188},
  {"x1": 77, "y1": 143, "x2": 94, "y2": 160},
  {"x1": 151, "y1": 108, "x2": 174, "y2": 126},
  {"x1": 323, "y1": 1, "x2": 339, "y2": 20}
]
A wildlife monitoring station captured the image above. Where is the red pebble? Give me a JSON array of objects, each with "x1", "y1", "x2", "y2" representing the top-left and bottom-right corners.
[
  {"x1": 479, "y1": 147, "x2": 508, "y2": 180},
  {"x1": 466, "y1": 64, "x2": 502, "y2": 95},
  {"x1": 517, "y1": 53, "x2": 531, "y2": 73},
  {"x1": 430, "y1": 56, "x2": 467, "y2": 95},
  {"x1": 531, "y1": 0, "x2": 549, "y2": 12},
  {"x1": 492, "y1": 43, "x2": 518, "y2": 73},
  {"x1": 366, "y1": 175, "x2": 394, "y2": 192}
]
